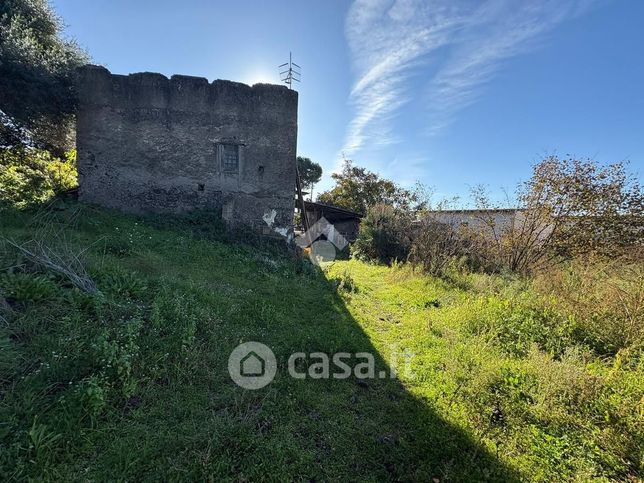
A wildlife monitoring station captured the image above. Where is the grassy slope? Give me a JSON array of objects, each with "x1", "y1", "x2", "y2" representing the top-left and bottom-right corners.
[{"x1": 0, "y1": 203, "x2": 641, "y2": 481}]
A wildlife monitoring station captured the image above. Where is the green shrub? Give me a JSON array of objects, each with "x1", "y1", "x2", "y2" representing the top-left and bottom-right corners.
[
  {"x1": 352, "y1": 204, "x2": 412, "y2": 264},
  {"x1": 79, "y1": 375, "x2": 108, "y2": 417},
  {"x1": 150, "y1": 285, "x2": 203, "y2": 353},
  {"x1": 95, "y1": 266, "x2": 148, "y2": 299},
  {"x1": 0, "y1": 273, "x2": 60, "y2": 303},
  {"x1": 91, "y1": 318, "x2": 143, "y2": 398},
  {"x1": 0, "y1": 147, "x2": 77, "y2": 208}
]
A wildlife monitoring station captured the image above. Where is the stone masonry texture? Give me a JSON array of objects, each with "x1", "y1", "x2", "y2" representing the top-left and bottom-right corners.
[{"x1": 76, "y1": 65, "x2": 298, "y2": 237}]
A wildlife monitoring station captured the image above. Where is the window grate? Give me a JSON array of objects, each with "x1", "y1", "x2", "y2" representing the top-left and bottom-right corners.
[{"x1": 222, "y1": 144, "x2": 239, "y2": 172}]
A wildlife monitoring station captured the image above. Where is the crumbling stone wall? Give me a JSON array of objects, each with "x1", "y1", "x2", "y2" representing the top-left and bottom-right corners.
[{"x1": 76, "y1": 65, "x2": 298, "y2": 237}]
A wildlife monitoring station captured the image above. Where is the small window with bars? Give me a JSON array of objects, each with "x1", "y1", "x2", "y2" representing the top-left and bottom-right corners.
[{"x1": 221, "y1": 144, "x2": 239, "y2": 173}]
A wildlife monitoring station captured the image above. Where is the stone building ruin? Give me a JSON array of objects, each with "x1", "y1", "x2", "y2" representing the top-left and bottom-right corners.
[{"x1": 76, "y1": 65, "x2": 298, "y2": 238}]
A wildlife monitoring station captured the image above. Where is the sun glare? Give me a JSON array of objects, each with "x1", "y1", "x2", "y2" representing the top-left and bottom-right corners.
[{"x1": 243, "y1": 69, "x2": 277, "y2": 86}]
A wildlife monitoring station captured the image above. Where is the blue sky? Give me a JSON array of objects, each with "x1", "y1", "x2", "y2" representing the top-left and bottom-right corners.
[{"x1": 53, "y1": 0, "x2": 643, "y2": 204}]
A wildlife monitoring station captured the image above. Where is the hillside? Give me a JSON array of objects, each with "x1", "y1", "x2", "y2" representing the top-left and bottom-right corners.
[{"x1": 0, "y1": 203, "x2": 641, "y2": 481}]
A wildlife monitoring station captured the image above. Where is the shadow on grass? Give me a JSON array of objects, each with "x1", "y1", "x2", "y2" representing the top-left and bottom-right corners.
[{"x1": 244, "y1": 269, "x2": 521, "y2": 482}]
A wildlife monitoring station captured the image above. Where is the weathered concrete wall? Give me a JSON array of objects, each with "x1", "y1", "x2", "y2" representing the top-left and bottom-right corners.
[
  {"x1": 426, "y1": 210, "x2": 521, "y2": 234},
  {"x1": 76, "y1": 65, "x2": 298, "y2": 236},
  {"x1": 423, "y1": 209, "x2": 553, "y2": 243}
]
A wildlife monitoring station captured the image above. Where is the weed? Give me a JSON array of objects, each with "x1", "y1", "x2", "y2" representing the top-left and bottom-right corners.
[
  {"x1": 0, "y1": 273, "x2": 60, "y2": 303},
  {"x1": 333, "y1": 268, "x2": 357, "y2": 293}
]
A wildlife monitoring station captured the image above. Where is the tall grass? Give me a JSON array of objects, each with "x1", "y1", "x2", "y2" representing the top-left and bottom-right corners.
[{"x1": 534, "y1": 256, "x2": 643, "y2": 355}]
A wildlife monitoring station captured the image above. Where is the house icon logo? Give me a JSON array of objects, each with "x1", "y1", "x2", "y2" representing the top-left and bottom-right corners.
[
  {"x1": 295, "y1": 216, "x2": 349, "y2": 265},
  {"x1": 228, "y1": 342, "x2": 276, "y2": 390},
  {"x1": 240, "y1": 351, "x2": 265, "y2": 377}
]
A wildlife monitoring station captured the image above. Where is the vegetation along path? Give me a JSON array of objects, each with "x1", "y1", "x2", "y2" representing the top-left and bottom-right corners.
[{"x1": 0, "y1": 204, "x2": 641, "y2": 481}]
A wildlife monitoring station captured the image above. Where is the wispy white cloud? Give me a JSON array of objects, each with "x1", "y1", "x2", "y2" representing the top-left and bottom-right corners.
[
  {"x1": 342, "y1": 0, "x2": 464, "y2": 156},
  {"x1": 342, "y1": 0, "x2": 597, "y2": 156},
  {"x1": 425, "y1": 0, "x2": 595, "y2": 135}
]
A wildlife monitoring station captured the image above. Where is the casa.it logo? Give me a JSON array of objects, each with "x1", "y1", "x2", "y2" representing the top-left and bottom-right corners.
[
  {"x1": 296, "y1": 216, "x2": 348, "y2": 264},
  {"x1": 227, "y1": 342, "x2": 277, "y2": 390},
  {"x1": 228, "y1": 342, "x2": 415, "y2": 390}
]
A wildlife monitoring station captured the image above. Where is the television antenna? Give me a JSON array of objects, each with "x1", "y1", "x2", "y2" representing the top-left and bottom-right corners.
[{"x1": 279, "y1": 52, "x2": 300, "y2": 90}]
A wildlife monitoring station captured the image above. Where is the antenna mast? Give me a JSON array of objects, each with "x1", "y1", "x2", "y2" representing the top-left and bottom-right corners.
[{"x1": 279, "y1": 52, "x2": 300, "y2": 90}]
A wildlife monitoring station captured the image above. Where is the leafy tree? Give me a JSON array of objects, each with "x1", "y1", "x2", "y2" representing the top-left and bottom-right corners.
[
  {"x1": 526, "y1": 156, "x2": 642, "y2": 258},
  {"x1": 0, "y1": 147, "x2": 78, "y2": 208},
  {"x1": 296, "y1": 156, "x2": 322, "y2": 201},
  {"x1": 470, "y1": 156, "x2": 643, "y2": 272},
  {"x1": 318, "y1": 158, "x2": 417, "y2": 214},
  {"x1": 0, "y1": 0, "x2": 88, "y2": 153},
  {"x1": 352, "y1": 204, "x2": 413, "y2": 264}
]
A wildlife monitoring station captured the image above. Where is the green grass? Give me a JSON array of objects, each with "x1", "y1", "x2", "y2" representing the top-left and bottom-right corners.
[{"x1": 0, "y1": 203, "x2": 641, "y2": 481}]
